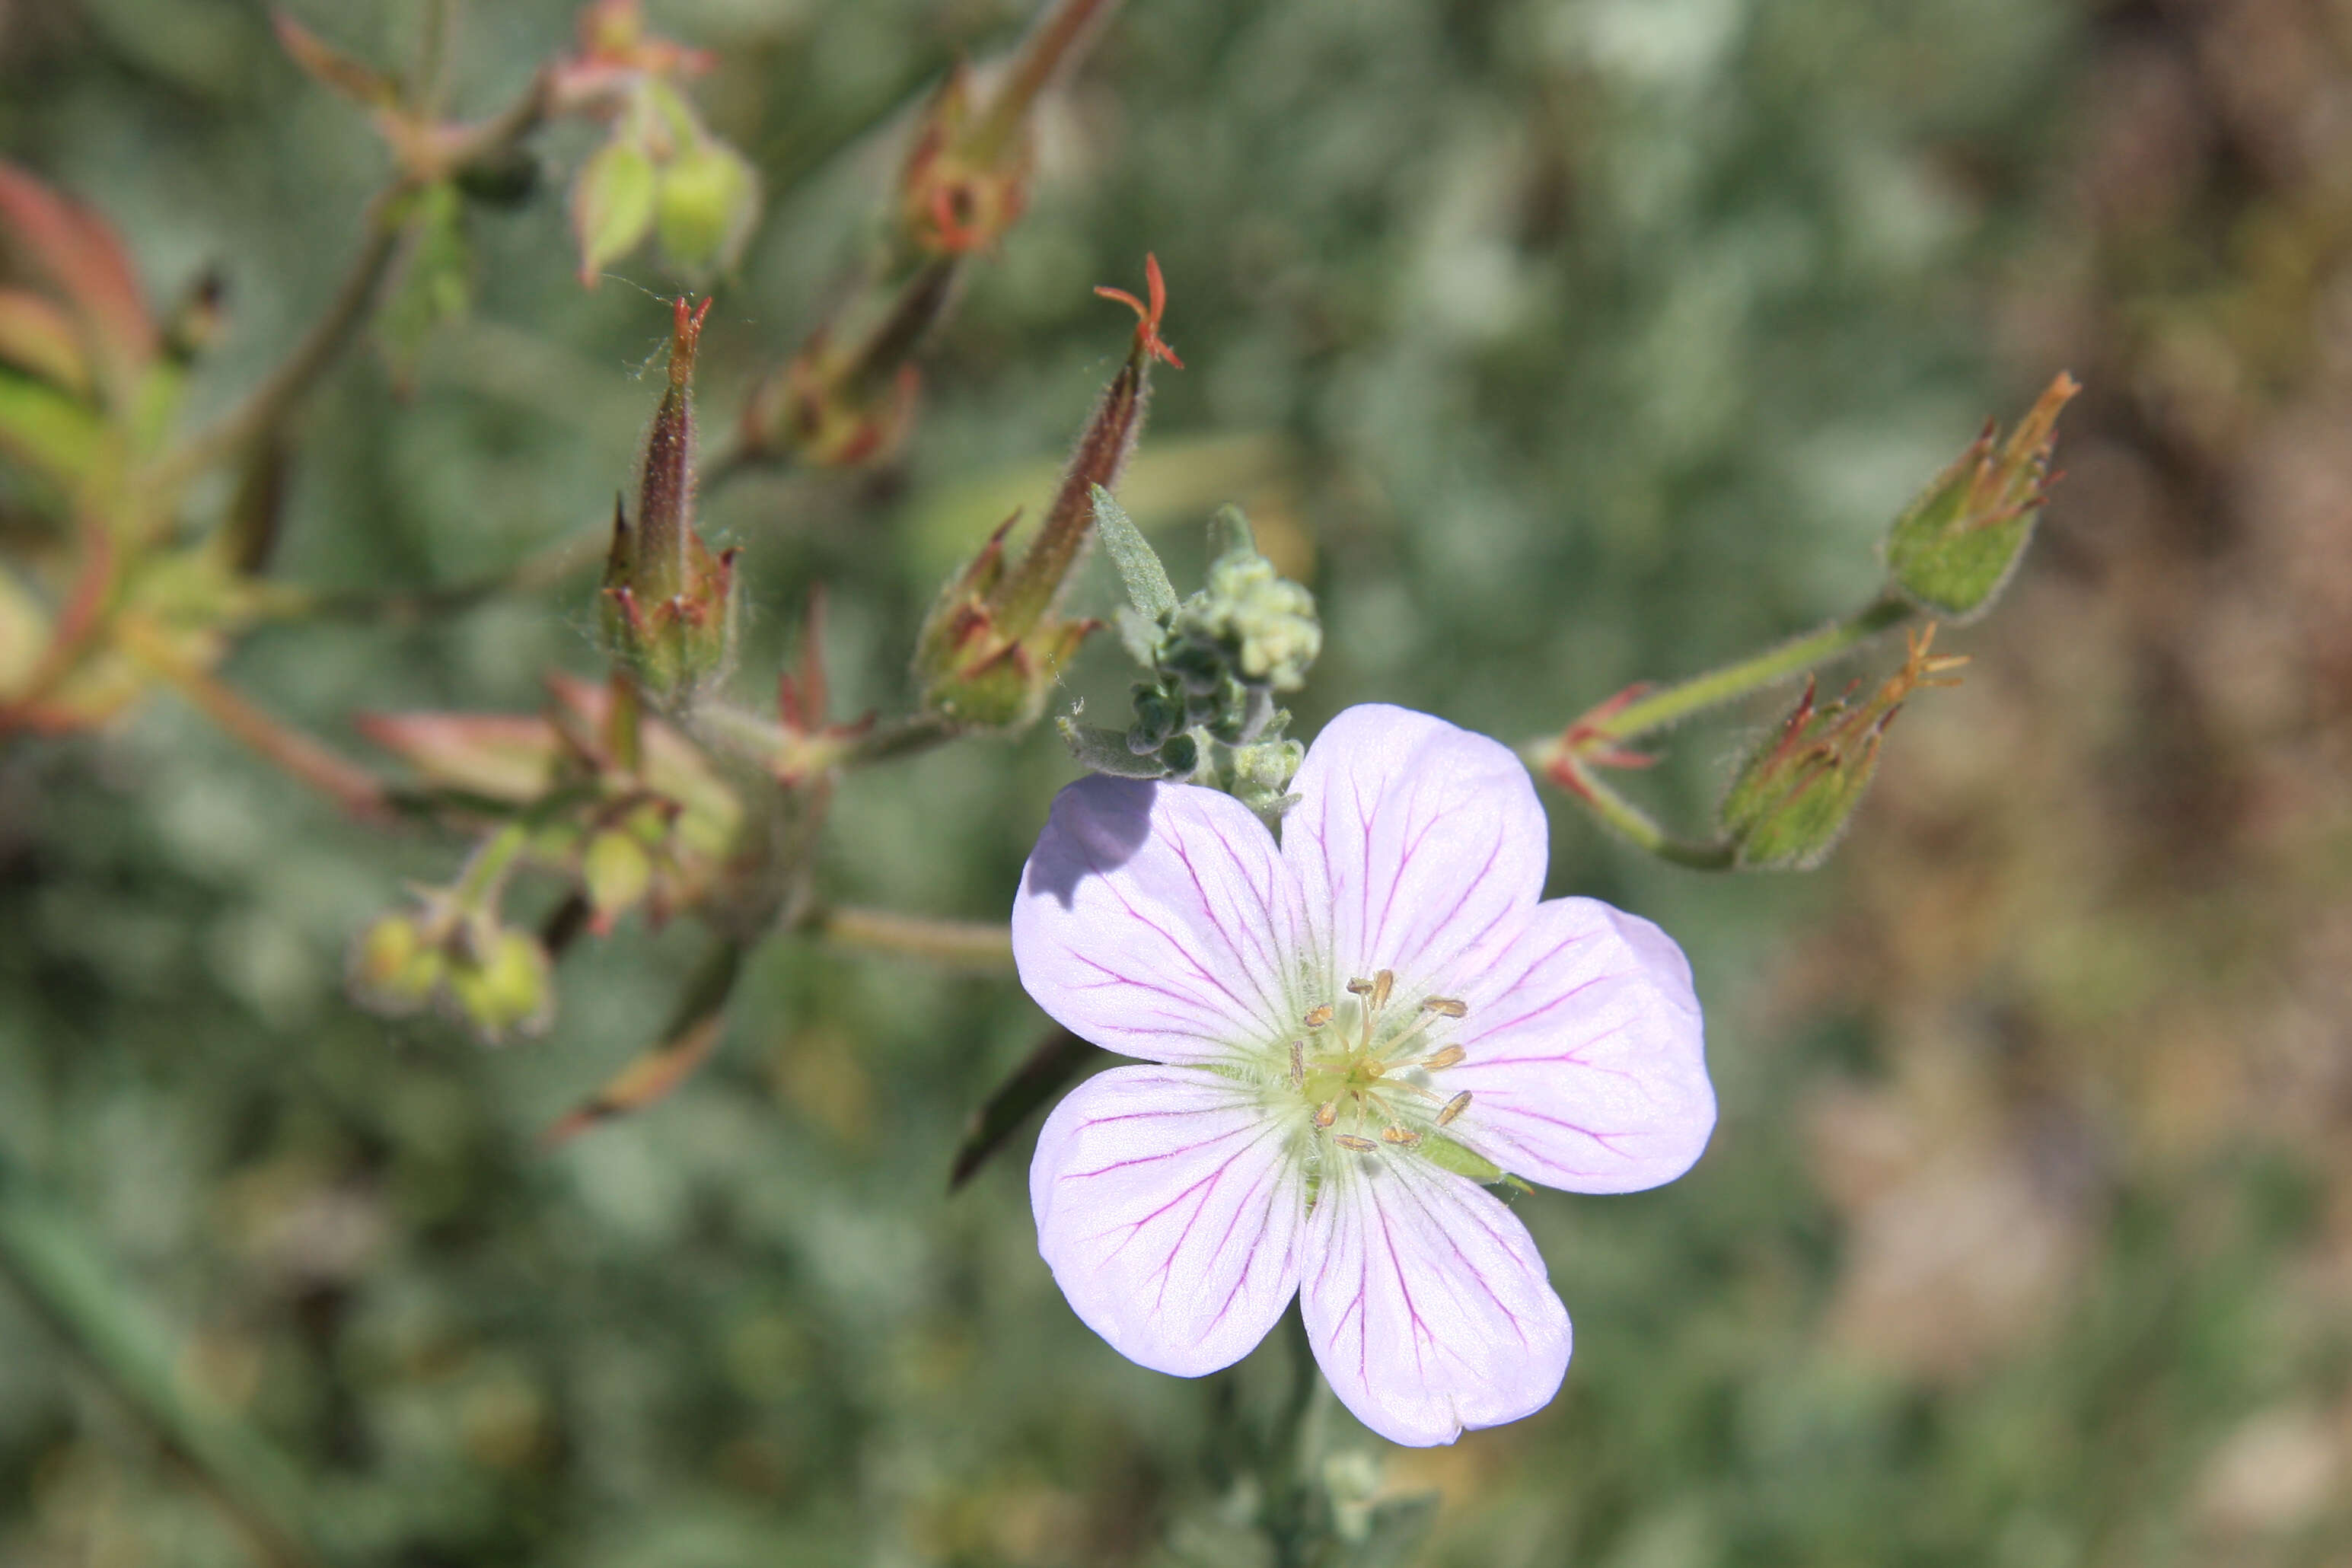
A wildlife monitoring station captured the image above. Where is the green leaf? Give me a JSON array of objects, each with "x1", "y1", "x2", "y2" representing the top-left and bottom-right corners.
[
  {"x1": 1091, "y1": 483, "x2": 1179, "y2": 620},
  {"x1": 0, "y1": 368, "x2": 105, "y2": 486}
]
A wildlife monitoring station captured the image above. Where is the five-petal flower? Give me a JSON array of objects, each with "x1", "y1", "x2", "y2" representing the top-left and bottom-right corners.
[{"x1": 1013, "y1": 705, "x2": 1716, "y2": 1446}]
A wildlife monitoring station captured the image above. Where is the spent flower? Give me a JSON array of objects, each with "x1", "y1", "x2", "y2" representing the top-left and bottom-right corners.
[{"x1": 1015, "y1": 705, "x2": 1715, "y2": 1445}]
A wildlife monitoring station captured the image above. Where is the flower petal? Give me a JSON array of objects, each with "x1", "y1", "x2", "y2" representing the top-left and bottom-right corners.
[
  {"x1": 1015, "y1": 776, "x2": 1311, "y2": 1066},
  {"x1": 1301, "y1": 1155, "x2": 1571, "y2": 1446},
  {"x1": 1443, "y1": 897, "x2": 1713, "y2": 1194},
  {"x1": 1031, "y1": 1065, "x2": 1308, "y2": 1377},
  {"x1": 1282, "y1": 704, "x2": 1547, "y2": 993}
]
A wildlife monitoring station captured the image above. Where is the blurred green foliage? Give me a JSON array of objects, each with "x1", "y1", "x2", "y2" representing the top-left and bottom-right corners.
[{"x1": 6, "y1": 1, "x2": 2352, "y2": 1565}]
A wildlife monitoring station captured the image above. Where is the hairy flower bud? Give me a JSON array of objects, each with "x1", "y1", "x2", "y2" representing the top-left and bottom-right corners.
[
  {"x1": 1719, "y1": 626, "x2": 1965, "y2": 870},
  {"x1": 912, "y1": 257, "x2": 1180, "y2": 731},
  {"x1": 1884, "y1": 373, "x2": 2077, "y2": 622},
  {"x1": 601, "y1": 296, "x2": 738, "y2": 703}
]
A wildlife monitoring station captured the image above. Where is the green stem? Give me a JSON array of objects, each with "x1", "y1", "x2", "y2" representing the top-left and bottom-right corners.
[
  {"x1": 0, "y1": 1143, "x2": 339, "y2": 1567},
  {"x1": 1588, "y1": 591, "x2": 1914, "y2": 744},
  {"x1": 842, "y1": 712, "x2": 958, "y2": 769},
  {"x1": 149, "y1": 185, "x2": 408, "y2": 491},
  {"x1": 1548, "y1": 754, "x2": 1738, "y2": 871},
  {"x1": 816, "y1": 907, "x2": 1014, "y2": 970},
  {"x1": 451, "y1": 818, "x2": 531, "y2": 906}
]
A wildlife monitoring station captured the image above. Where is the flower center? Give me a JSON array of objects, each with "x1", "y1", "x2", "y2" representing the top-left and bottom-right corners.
[{"x1": 1283, "y1": 968, "x2": 1472, "y2": 1155}]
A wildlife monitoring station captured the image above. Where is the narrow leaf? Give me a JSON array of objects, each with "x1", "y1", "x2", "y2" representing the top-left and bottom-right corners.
[
  {"x1": 948, "y1": 1028, "x2": 1105, "y2": 1190},
  {"x1": 1090, "y1": 483, "x2": 1178, "y2": 620}
]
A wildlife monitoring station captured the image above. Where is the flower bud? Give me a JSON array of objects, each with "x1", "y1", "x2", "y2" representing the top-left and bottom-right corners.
[
  {"x1": 582, "y1": 827, "x2": 654, "y2": 928},
  {"x1": 346, "y1": 893, "x2": 553, "y2": 1044},
  {"x1": 601, "y1": 296, "x2": 738, "y2": 703},
  {"x1": 1719, "y1": 626, "x2": 1965, "y2": 870},
  {"x1": 1884, "y1": 373, "x2": 2077, "y2": 622},
  {"x1": 913, "y1": 258, "x2": 1180, "y2": 731},
  {"x1": 442, "y1": 927, "x2": 556, "y2": 1043},
  {"x1": 346, "y1": 912, "x2": 443, "y2": 1017},
  {"x1": 656, "y1": 135, "x2": 759, "y2": 279}
]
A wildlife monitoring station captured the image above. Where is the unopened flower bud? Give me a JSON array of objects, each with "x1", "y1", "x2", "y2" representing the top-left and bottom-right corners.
[
  {"x1": 1719, "y1": 626, "x2": 1966, "y2": 870},
  {"x1": 441, "y1": 928, "x2": 555, "y2": 1043},
  {"x1": 582, "y1": 827, "x2": 654, "y2": 927},
  {"x1": 346, "y1": 912, "x2": 442, "y2": 1016},
  {"x1": 1884, "y1": 373, "x2": 2077, "y2": 622},
  {"x1": 656, "y1": 134, "x2": 758, "y2": 279},
  {"x1": 1168, "y1": 507, "x2": 1321, "y2": 693},
  {"x1": 913, "y1": 258, "x2": 1181, "y2": 731},
  {"x1": 601, "y1": 296, "x2": 738, "y2": 703}
]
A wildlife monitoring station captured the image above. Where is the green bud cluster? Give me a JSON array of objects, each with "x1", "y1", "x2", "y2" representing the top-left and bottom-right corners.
[
  {"x1": 347, "y1": 892, "x2": 553, "y2": 1045},
  {"x1": 1061, "y1": 490, "x2": 1321, "y2": 821}
]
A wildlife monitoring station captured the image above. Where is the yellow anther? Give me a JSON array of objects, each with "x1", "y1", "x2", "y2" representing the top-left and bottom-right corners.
[
  {"x1": 1436, "y1": 1091, "x2": 1471, "y2": 1127},
  {"x1": 1420, "y1": 1045, "x2": 1465, "y2": 1070},
  {"x1": 1420, "y1": 996, "x2": 1467, "y2": 1018},
  {"x1": 1304, "y1": 1004, "x2": 1334, "y2": 1028},
  {"x1": 1289, "y1": 1040, "x2": 1305, "y2": 1090},
  {"x1": 1333, "y1": 1134, "x2": 1378, "y2": 1152},
  {"x1": 1371, "y1": 970, "x2": 1394, "y2": 1009},
  {"x1": 1313, "y1": 1101, "x2": 1337, "y2": 1129},
  {"x1": 1346, "y1": 977, "x2": 1372, "y2": 996},
  {"x1": 1380, "y1": 1126, "x2": 1421, "y2": 1147}
]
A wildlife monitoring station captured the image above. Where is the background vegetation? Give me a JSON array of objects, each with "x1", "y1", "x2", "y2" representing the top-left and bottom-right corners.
[{"x1": 3, "y1": 0, "x2": 2350, "y2": 1563}]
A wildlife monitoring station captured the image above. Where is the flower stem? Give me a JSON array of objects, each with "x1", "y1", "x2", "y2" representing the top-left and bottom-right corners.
[
  {"x1": 117, "y1": 619, "x2": 391, "y2": 821},
  {"x1": 1582, "y1": 591, "x2": 1914, "y2": 746},
  {"x1": 148, "y1": 73, "x2": 550, "y2": 493},
  {"x1": 816, "y1": 907, "x2": 1015, "y2": 970},
  {"x1": 148, "y1": 186, "x2": 407, "y2": 492},
  {"x1": 1547, "y1": 752, "x2": 1739, "y2": 871}
]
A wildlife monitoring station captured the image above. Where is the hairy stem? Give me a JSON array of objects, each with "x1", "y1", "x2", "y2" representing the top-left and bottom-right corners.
[
  {"x1": 1583, "y1": 591, "x2": 1914, "y2": 745},
  {"x1": 150, "y1": 72, "x2": 549, "y2": 492},
  {"x1": 1547, "y1": 752, "x2": 1739, "y2": 871},
  {"x1": 149, "y1": 186, "x2": 406, "y2": 491},
  {"x1": 817, "y1": 907, "x2": 1014, "y2": 970}
]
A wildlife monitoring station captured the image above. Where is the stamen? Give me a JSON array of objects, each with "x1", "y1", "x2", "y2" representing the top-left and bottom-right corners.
[
  {"x1": 1372, "y1": 970, "x2": 1394, "y2": 1009},
  {"x1": 1380, "y1": 1126, "x2": 1421, "y2": 1148},
  {"x1": 1289, "y1": 1040, "x2": 1305, "y2": 1090},
  {"x1": 1420, "y1": 1045, "x2": 1465, "y2": 1070},
  {"x1": 1312, "y1": 1101, "x2": 1337, "y2": 1129},
  {"x1": 1436, "y1": 1092, "x2": 1471, "y2": 1127},
  {"x1": 1333, "y1": 1134, "x2": 1378, "y2": 1152},
  {"x1": 1420, "y1": 996, "x2": 1467, "y2": 1018},
  {"x1": 1304, "y1": 1004, "x2": 1334, "y2": 1029},
  {"x1": 1346, "y1": 977, "x2": 1373, "y2": 996}
]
